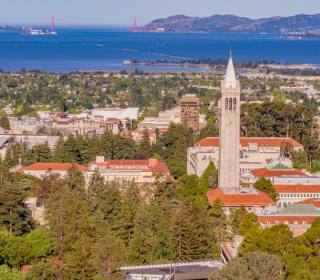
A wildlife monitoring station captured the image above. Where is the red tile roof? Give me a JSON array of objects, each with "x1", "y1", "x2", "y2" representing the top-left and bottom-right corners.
[
  {"x1": 22, "y1": 163, "x2": 87, "y2": 172},
  {"x1": 207, "y1": 188, "x2": 275, "y2": 207},
  {"x1": 90, "y1": 159, "x2": 172, "y2": 180},
  {"x1": 274, "y1": 185, "x2": 320, "y2": 193},
  {"x1": 21, "y1": 264, "x2": 33, "y2": 274},
  {"x1": 258, "y1": 216, "x2": 317, "y2": 225},
  {"x1": 196, "y1": 137, "x2": 303, "y2": 148},
  {"x1": 296, "y1": 198, "x2": 320, "y2": 208},
  {"x1": 252, "y1": 168, "x2": 306, "y2": 178}
]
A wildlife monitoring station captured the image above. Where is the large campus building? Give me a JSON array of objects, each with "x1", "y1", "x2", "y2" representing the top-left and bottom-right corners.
[{"x1": 187, "y1": 137, "x2": 303, "y2": 177}]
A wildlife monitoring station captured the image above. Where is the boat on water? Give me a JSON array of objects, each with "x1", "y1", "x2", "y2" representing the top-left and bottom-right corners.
[{"x1": 22, "y1": 26, "x2": 57, "y2": 36}]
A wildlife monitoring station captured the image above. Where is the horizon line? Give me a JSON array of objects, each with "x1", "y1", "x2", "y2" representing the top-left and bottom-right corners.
[{"x1": 2, "y1": 12, "x2": 320, "y2": 27}]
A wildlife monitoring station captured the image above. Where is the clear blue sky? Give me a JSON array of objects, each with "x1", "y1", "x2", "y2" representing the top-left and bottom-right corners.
[{"x1": 1, "y1": 0, "x2": 320, "y2": 25}]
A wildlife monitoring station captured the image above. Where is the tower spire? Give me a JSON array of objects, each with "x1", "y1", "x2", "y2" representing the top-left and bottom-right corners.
[{"x1": 224, "y1": 51, "x2": 237, "y2": 88}]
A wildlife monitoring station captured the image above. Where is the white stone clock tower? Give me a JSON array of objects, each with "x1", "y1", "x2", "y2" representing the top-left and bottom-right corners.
[{"x1": 218, "y1": 54, "x2": 241, "y2": 193}]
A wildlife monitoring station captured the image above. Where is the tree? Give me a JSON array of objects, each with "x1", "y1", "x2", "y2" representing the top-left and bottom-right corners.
[
  {"x1": 230, "y1": 207, "x2": 259, "y2": 236},
  {"x1": 26, "y1": 229, "x2": 55, "y2": 259},
  {"x1": 151, "y1": 226, "x2": 174, "y2": 262},
  {"x1": 176, "y1": 175, "x2": 205, "y2": 202},
  {"x1": 154, "y1": 124, "x2": 195, "y2": 178},
  {"x1": 45, "y1": 180, "x2": 92, "y2": 257},
  {"x1": 240, "y1": 224, "x2": 293, "y2": 257},
  {"x1": 273, "y1": 88, "x2": 286, "y2": 104},
  {"x1": 135, "y1": 131, "x2": 152, "y2": 159},
  {"x1": 292, "y1": 150, "x2": 310, "y2": 170},
  {"x1": 63, "y1": 235, "x2": 96, "y2": 280},
  {"x1": 112, "y1": 185, "x2": 140, "y2": 246},
  {"x1": 35, "y1": 142, "x2": 52, "y2": 161},
  {"x1": 75, "y1": 136, "x2": 91, "y2": 165},
  {"x1": 200, "y1": 161, "x2": 218, "y2": 189},
  {"x1": 0, "y1": 232, "x2": 34, "y2": 268},
  {"x1": 211, "y1": 252, "x2": 285, "y2": 280},
  {"x1": 170, "y1": 201, "x2": 218, "y2": 261},
  {"x1": 0, "y1": 111, "x2": 10, "y2": 130},
  {"x1": 0, "y1": 182, "x2": 34, "y2": 236},
  {"x1": 91, "y1": 180, "x2": 123, "y2": 230},
  {"x1": 25, "y1": 262, "x2": 57, "y2": 280},
  {"x1": 92, "y1": 233, "x2": 126, "y2": 280},
  {"x1": 127, "y1": 205, "x2": 154, "y2": 264},
  {"x1": 209, "y1": 199, "x2": 229, "y2": 243},
  {"x1": 52, "y1": 136, "x2": 66, "y2": 163},
  {"x1": 254, "y1": 177, "x2": 278, "y2": 201},
  {"x1": 32, "y1": 174, "x2": 60, "y2": 206},
  {"x1": 64, "y1": 165, "x2": 86, "y2": 193},
  {"x1": 170, "y1": 204, "x2": 195, "y2": 261},
  {"x1": 0, "y1": 265, "x2": 23, "y2": 280}
]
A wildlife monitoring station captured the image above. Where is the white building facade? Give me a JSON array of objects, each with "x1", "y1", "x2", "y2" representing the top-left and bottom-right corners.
[{"x1": 188, "y1": 137, "x2": 303, "y2": 177}]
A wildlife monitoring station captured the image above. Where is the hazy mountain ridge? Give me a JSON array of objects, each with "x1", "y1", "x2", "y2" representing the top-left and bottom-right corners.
[{"x1": 144, "y1": 14, "x2": 320, "y2": 34}]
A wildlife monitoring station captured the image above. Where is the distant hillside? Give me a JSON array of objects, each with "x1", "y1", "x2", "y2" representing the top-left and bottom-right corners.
[{"x1": 144, "y1": 14, "x2": 320, "y2": 34}]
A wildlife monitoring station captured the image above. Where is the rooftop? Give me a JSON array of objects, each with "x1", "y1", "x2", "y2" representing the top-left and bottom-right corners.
[
  {"x1": 274, "y1": 185, "x2": 320, "y2": 193},
  {"x1": 278, "y1": 204, "x2": 320, "y2": 215},
  {"x1": 121, "y1": 261, "x2": 223, "y2": 279},
  {"x1": 207, "y1": 188, "x2": 275, "y2": 207},
  {"x1": 196, "y1": 137, "x2": 303, "y2": 148},
  {"x1": 21, "y1": 163, "x2": 87, "y2": 172},
  {"x1": 297, "y1": 198, "x2": 320, "y2": 208},
  {"x1": 252, "y1": 168, "x2": 306, "y2": 178}
]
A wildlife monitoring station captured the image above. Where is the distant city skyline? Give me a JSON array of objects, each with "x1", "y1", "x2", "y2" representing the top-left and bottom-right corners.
[{"x1": 1, "y1": 0, "x2": 320, "y2": 25}]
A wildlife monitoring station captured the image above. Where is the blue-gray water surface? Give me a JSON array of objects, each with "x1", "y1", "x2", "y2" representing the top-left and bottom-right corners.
[{"x1": 0, "y1": 28, "x2": 320, "y2": 72}]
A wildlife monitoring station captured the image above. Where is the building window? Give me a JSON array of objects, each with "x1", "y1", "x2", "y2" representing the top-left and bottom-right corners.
[
  {"x1": 225, "y1": 98, "x2": 228, "y2": 110},
  {"x1": 228, "y1": 98, "x2": 232, "y2": 111},
  {"x1": 233, "y1": 98, "x2": 237, "y2": 111}
]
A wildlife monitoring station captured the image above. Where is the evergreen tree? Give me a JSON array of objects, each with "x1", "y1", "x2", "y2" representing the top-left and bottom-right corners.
[
  {"x1": 170, "y1": 204, "x2": 195, "y2": 261},
  {"x1": 92, "y1": 181, "x2": 123, "y2": 230},
  {"x1": 63, "y1": 235, "x2": 96, "y2": 280},
  {"x1": 151, "y1": 226, "x2": 174, "y2": 262},
  {"x1": 0, "y1": 111, "x2": 10, "y2": 130},
  {"x1": 25, "y1": 262, "x2": 57, "y2": 280},
  {"x1": 26, "y1": 229, "x2": 55, "y2": 259},
  {"x1": 32, "y1": 174, "x2": 60, "y2": 206},
  {"x1": 0, "y1": 233, "x2": 34, "y2": 268},
  {"x1": 136, "y1": 131, "x2": 152, "y2": 159},
  {"x1": 127, "y1": 206, "x2": 155, "y2": 264},
  {"x1": 64, "y1": 165, "x2": 86, "y2": 192},
  {"x1": 52, "y1": 136, "x2": 66, "y2": 162},
  {"x1": 231, "y1": 207, "x2": 260, "y2": 236},
  {"x1": 63, "y1": 135, "x2": 78, "y2": 162},
  {"x1": 92, "y1": 233, "x2": 126, "y2": 280},
  {"x1": 292, "y1": 150, "x2": 310, "y2": 170},
  {"x1": 240, "y1": 224, "x2": 293, "y2": 257},
  {"x1": 87, "y1": 171, "x2": 105, "y2": 210},
  {"x1": 209, "y1": 199, "x2": 229, "y2": 243},
  {"x1": 0, "y1": 182, "x2": 34, "y2": 236},
  {"x1": 191, "y1": 202, "x2": 220, "y2": 259},
  {"x1": 75, "y1": 136, "x2": 91, "y2": 165},
  {"x1": 200, "y1": 161, "x2": 218, "y2": 189},
  {"x1": 33, "y1": 142, "x2": 52, "y2": 163},
  {"x1": 0, "y1": 265, "x2": 23, "y2": 280},
  {"x1": 113, "y1": 185, "x2": 140, "y2": 246},
  {"x1": 254, "y1": 177, "x2": 278, "y2": 201}
]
